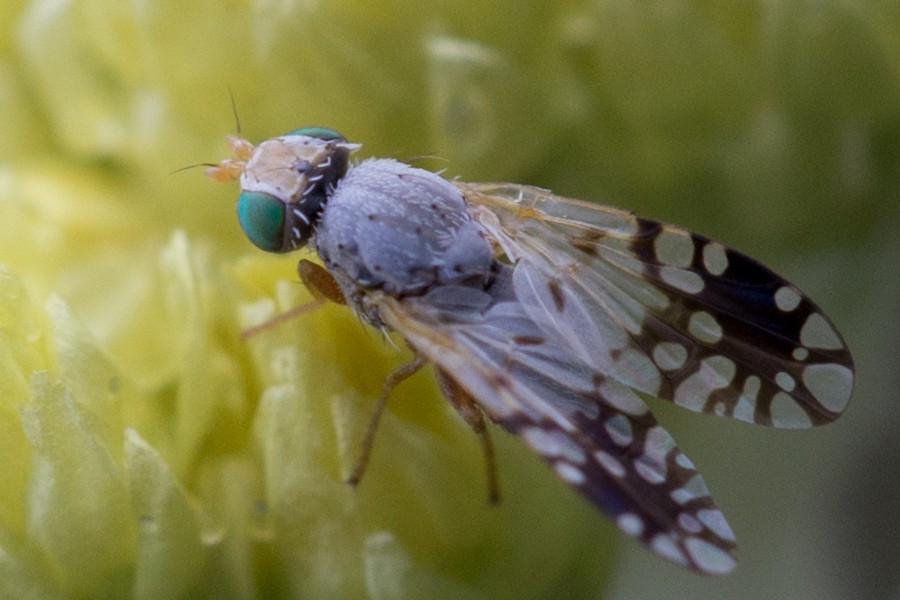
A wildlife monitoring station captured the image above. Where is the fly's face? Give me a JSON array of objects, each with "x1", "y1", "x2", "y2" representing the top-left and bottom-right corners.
[{"x1": 207, "y1": 126, "x2": 359, "y2": 252}]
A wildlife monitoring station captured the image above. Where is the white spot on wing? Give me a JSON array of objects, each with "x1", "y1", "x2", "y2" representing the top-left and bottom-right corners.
[
  {"x1": 733, "y1": 376, "x2": 761, "y2": 423},
  {"x1": 617, "y1": 513, "x2": 645, "y2": 537},
  {"x1": 522, "y1": 427, "x2": 586, "y2": 464},
  {"x1": 770, "y1": 391, "x2": 813, "y2": 428},
  {"x1": 597, "y1": 379, "x2": 649, "y2": 417},
  {"x1": 774, "y1": 286, "x2": 802, "y2": 312},
  {"x1": 685, "y1": 537, "x2": 735, "y2": 574},
  {"x1": 697, "y1": 508, "x2": 735, "y2": 542},
  {"x1": 613, "y1": 348, "x2": 662, "y2": 394},
  {"x1": 654, "y1": 228, "x2": 695, "y2": 268},
  {"x1": 704, "y1": 356, "x2": 736, "y2": 386},
  {"x1": 653, "y1": 342, "x2": 688, "y2": 371},
  {"x1": 600, "y1": 246, "x2": 645, "y2": 277},
  {"x1": 660, "y1": 266, "x2": 705, "y2": 294},
  {"x1": 651, "y1": 534, "x2": 688, "y2": 566},
  {"x1": 688, "y1": 311, "x2": 723, "y2": 344},
  {"x1": 634, "y1": 426, "x2": 676, "y2": 485},
  {"x1": 674, "y1": 452, "x2": 695, "y2": 470},
  {"x1": 612, "y1": 348, "x2": 663, "y2": 395},
  {"x1": 644, "y1": 426, "x2": 676, "y2": 464},
  {"x1": 604, "y1": 415, "x2": 634, "y2": 447},
  {"x1": 802, "y1": 363, "x2": 854, "y2": 413},
  {"x1": 594, "y1": 450, "x2": 626, "y2": 478},
  {"x1": 775, "y1": 371, "x2": 796, "y2": 392},
  {"x1": 673, "y1": 356, "x2": 736, "y2": 411},
  {"x1": 554, "y1": 461, "x2": 586, "y2": 485},
  {"x1": 702, "y1": 242, "x2": 728, "y2": 275},
  {"x1": 635, "y1": 459, "x2": 666, "y2": 484},
  {"x1": 678, "y1": 512, "x2": 703, "y2": 534},
  {"x1": 800, "y1": 313, "x2": 844, "y2": 350},
  {"x1": 671, "y1": 474, "x2": 710, "y2": 505}
]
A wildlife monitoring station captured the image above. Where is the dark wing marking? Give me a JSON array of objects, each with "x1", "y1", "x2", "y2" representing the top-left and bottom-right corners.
[{"x1": 460, "y1": 182, "x2": 854, "y2": 428}]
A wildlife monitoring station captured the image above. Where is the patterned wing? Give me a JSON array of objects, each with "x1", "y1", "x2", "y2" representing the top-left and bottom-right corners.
[
  {"x1": 377, "y1": 283, "x2": 737, "y2": 574},
  {"x1": 459, "y1": 182, "x2": 854, "y2": 428}
]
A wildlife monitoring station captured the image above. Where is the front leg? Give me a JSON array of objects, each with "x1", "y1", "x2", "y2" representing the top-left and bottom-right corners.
[
  {"x1": 241, "y1": 259, "x2": 346, "y2": 338},
  {"x1": 346, "y1": 355, "x2": 428, "y2": 487}
]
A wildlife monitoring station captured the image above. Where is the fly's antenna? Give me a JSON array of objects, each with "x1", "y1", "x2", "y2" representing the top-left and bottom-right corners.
[
  {"x1": 229, "y1": 87, "x2": 242, "y2": 136},
  {"x1": 171, "y1": 92, "x2": 252, "y2": 181},
  {"x1": 170, "y1": 162, "x2": 218, "y2": 176}
]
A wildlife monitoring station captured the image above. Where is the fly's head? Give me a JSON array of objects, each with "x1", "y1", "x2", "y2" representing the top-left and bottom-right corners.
[{"x1": 206, "y1": 126, "x2": 359, "y2": 252}]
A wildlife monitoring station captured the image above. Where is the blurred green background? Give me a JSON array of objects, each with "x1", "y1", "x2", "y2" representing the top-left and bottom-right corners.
[{"x1": 0, "y1": 0, "x2": 897, "y2": 598}]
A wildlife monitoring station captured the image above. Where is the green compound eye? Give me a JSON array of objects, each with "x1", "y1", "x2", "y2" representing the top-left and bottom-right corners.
[
  {"x1": 285, "y1": 126, "x2": 345, "y2": 142},
  {"x1": 236, "y1": 191, "x2": 286, "y2": 252}
]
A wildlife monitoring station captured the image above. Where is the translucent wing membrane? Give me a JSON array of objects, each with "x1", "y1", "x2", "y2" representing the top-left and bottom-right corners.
[
  {"x1": 379, "y1": 284, "x2": 737, "y2": 574},
  {"x1": 460, "y1": 182, "x2": 855, "y2": 429}
]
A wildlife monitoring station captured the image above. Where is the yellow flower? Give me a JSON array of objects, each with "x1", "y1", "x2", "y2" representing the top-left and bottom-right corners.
[{"x1": 1, "y1": 1, "x2": 619, "y2": 597}]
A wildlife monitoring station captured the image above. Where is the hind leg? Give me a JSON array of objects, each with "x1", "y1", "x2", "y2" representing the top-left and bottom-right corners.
[{"x1": 437, "y1": 371, "x2": 501, "y2": 505}]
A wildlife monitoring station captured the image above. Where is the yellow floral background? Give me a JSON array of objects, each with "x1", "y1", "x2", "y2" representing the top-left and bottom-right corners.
[{"x1": 1, "y1": 1, "x2": 898, "y2": 599}]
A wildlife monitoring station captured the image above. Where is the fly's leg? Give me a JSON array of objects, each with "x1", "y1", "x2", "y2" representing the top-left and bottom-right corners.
[
  {"x1": 241, "y1": 259, "x2": 345, "y2": 339},
  {"x1": 437, "y1": 371, "x2": 501, "y2": 505},
  {"x1": 240, "y1": 300, "x2": 324, "y2": 339},
  {"x1": 346, "y1": 355, "x2": 428, "y2": 487}
]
